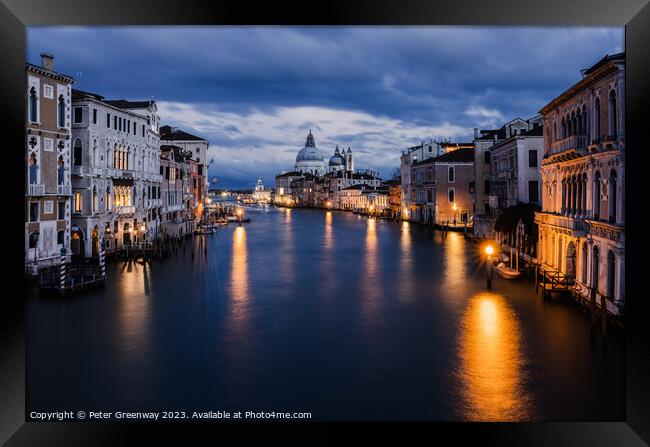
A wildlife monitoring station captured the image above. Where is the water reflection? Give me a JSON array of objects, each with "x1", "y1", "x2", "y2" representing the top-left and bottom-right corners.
[
  {"x1": 324, "y1": 211, "x2": 334, "y2": 250},
  {"x1": 229, "y1": 227, "x2": 250, "y2": 329},
  {"x1": 361, "y1": 218, "x2": 382, "y2": 318},
  {"x1": 116, "y1": 260, "x2": 151, "y2": 364},
  {"x1": 398, "y1": 221, "x2": 414, "y2": 301},
  {"x1": 443, "y1": 233, "x2": 467, "y2": 289},
  {"x1": 280, "y1": 208, "x2": 294, "y2": 285},
  {"x1": 456, "y1": 292, "x2": 533, "y2": 421}
]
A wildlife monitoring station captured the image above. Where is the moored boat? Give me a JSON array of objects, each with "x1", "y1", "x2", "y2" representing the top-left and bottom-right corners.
[{"x1": 494, "y1": 262, "x2": 521, "y2": 279}]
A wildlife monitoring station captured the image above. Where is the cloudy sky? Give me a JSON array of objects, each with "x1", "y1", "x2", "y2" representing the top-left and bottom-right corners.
[{"x1": 28, "y1": 27, "x2": 623, "y2": 188}]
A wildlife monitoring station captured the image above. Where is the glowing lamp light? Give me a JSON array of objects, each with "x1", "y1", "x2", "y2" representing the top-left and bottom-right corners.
[
  {"x1": 236, "y1": 208, "x2": 243, "y2": 217},
  {"x1": 485, "y1": 245, "x2": 494, "y2": 256}
]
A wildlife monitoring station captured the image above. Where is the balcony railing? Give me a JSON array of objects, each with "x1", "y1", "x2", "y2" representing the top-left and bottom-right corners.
[
  {"x1": 57, "y1": 184, "x2": 71, "y2": 195},
  {"x1": 535, "y1": 212, "x2": 585, "y2": 233},
  {"x1": 92, "y1": 167, "x2": 104, "y2": 177},
  {"x1": 550, "y1": 135, "x2": 588, "y2": 153},
  {"x1": 72, "y1": 166, "x2": 84, "y2": 176},
  {"x1": 27, "y1": 184, "x2": 45, "y2": 195},
  {"x1": 114, "y1": 205, "x2": 136, "y2": 215}
]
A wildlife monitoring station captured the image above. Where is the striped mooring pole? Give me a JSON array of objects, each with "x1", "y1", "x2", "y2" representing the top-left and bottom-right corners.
[
  {"x1": 59, "y1": 246, "x2": 67, "y2": 294},
  {"x1": 99, "y1": 237, "x2": 106, "y2": 279}
]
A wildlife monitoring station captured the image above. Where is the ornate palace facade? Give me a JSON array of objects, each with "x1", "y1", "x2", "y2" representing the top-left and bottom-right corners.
[{"x1": 535, "y1": 53, "x2": 625, "y2": 315}]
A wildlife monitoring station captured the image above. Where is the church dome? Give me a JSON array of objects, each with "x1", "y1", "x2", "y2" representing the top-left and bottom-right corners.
[
  {"x1": 295, "y1": 130, "x2": 326, "y2": 163},
  {"x1": 329, "y1": 145, "x2": 346, "y2": 166}
]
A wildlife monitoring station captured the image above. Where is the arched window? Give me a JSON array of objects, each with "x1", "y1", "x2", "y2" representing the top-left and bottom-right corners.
[
  {"x1": 593, "y1": 171, "x2": 601, "y2": 220},
  {"x1": 594, "y1": 97, "x2": 601, "y2": 141},
  {"x1": 57, "y1": 156, "x2": 65, "y2": 185},
  {"x1": 570, "y1": 112, "x2": 576, "y2": 136},
  {"x1": 448, "y1": 166, "x2": 455, "y2": 182},
  {"x1": 105, "y1": 186, "x2": 111, "y2": 210},
  {"x1": 73, "y1": 139, "x2": 82, "y2": 166},
  {"x1": 607, "y1": 250, "x2": 616, "y2": 299},
  {"x1": 609, "y1": 89, "x2": 617, "y2": 137},
  {"x1": 57, "y1": 230, "x2": 65, "y2": 246},
  {"x1": 609, "y1": 170, "x2": 617, "y2": 223},
  {"x1": 448, "y1": 188, "x2": 455, "y2": 203},
  {"x1": 58, "y1": 95, "x2": 66, "y2": 128},
  {"x1": 561, "y1": 118, "x2": 566, "y2": 139},
  {"x1": 582, "y1": 105, "x2": 588, "y2": 136},
  {"x1": 74, "y1": 191, "x2": 82, "y2": 212},
  {"x1": 29, "y1": 87, "x2": 38, "y2": 122},
  {"x1": 28, "y1": 153, "x2": 38, "y2": 184},
  {"x1": 576, "y1": 109, "x2": 582, "y2": 135},
  {"x1": 582, "y1": 242, "x2": 589, "y2": 284},
  {"x1": 592, "y1": 245, "x2": 600, "y2": 291}
]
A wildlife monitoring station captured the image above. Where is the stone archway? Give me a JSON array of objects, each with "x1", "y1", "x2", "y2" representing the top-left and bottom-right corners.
[{"x1": 71, "y1": 229, "x2": 84, "y2": 257}]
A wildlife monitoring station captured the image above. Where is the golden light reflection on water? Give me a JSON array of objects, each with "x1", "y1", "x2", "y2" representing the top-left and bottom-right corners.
[
  {"x1": 324, "y1": 211, "x2": 333, "y2": 250},
  {"x1": 443, "y1": 232, "x2": 467, "y2": 289},
  {"x1": 116, "y1": 261, "x2": 151, "y2": 362},
  {"x1": 230, "y1": 226, "x2": 249, "y2": 303},
  {"x1": 397, "y1": 221, "x2": 414, "y2": 300},
  {"x1": 457, "y1": 292, "x2": 534, "y2": 421}
]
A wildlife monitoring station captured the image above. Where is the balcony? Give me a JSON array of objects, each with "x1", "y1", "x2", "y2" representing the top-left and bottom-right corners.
[
  {"x1": 57, "y1": 184, "x2": 71, "y2": 195},
  {"x1": 550, "y1": 135, "x2": 588, "y2": 153},
  {"x1": 114, "y1": 169, "x2": 134, "y2": 179},
  {"x1": 92, "y1": 167, "x2": 104, "y2": 177},
  {"x1": 114, "y1": 205, "x2": 136, "y2": 215},
  {"x1": 535, "y1": 212, "x2": 585, "y2": 234},
  {"x1": 72, "y1": 166, "x2": 84, "y2": 176},
  {"x1": 27, "y1": 184, "x2": 45, "y2": 195}
]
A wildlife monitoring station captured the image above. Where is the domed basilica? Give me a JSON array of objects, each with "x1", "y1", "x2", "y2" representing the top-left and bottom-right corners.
[{"x1": 294, "y1": 130, "x2": 354, "y2": 176}]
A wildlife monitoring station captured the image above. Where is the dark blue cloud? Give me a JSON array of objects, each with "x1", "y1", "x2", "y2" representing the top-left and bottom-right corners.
[{"x1": 28, "y1": 26, "x2": 623, "y2": 187}]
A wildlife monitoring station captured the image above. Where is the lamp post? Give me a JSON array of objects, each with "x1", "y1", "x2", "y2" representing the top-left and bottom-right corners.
[
  {"x1": 452, "y1": 203, "x2": 457, "y2": 226},
  {"x1": 485, "y1": 244, "x2": 494, "y2": 289},
  {"x1": 236, "y1": 207, "x2": 243, "y2": 225}
]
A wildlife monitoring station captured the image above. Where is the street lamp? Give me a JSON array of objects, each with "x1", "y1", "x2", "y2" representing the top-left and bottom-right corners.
[
  {"x1": 326, "y1": 200, "x2": 332, "y2": 209},
  {"x1": 369, "y1": 205, "x2": 375, "y2": 217},
  {"x1": 485, "y1": 244, "x2": 494, "y2": 289},
  {"x1": 236, "y1": 207, "x2": 243, "y2": 225},
  {"x1": 452, "y1": 203, "x2": 457, "y2": 226}
]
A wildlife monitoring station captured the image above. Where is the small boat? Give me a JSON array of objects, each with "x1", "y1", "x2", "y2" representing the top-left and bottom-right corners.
[{"x1": 494, "y1": 262, "x2": 521, "y2": 279}]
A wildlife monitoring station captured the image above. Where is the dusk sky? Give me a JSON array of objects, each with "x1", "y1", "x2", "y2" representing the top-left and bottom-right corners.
[{"x1": 28, "y1": 27, "x2": 623, "y2": 188}]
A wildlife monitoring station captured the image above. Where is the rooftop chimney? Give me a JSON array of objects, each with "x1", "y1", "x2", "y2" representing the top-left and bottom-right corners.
[{"x1": 40, "y1": 53, "x2": 54, "y2": 71}]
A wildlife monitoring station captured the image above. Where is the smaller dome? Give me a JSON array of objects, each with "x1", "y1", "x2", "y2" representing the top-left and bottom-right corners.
[
  {"x1": 329, "y1": 154, "x2": 345, "y2": 166},
  {"x1": 329, "y1": 145, "x2": 345, "y2": 166}
]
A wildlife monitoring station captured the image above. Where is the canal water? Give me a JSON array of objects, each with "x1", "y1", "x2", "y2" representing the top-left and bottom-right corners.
[{"x1": 26, "y1": 205, "x2": 625, "y2": 421}]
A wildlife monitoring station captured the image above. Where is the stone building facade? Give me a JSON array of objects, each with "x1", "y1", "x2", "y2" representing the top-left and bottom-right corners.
[
  {"x1": 70, "y1": 89, "x2": 162, "y2": 257},
  {"x1": 433, "y1": 147, "x2": 475, "y2": 225},
  {"x1": 160, "y1": 125, "x2": 210, "y2": 193},
  {"x1": 535, "y1": 52, "x2": 625, "y2": 315},
  {"x1": 491, "y1": 118, "x2": 543, "y2": 211},
  {"x1": 25, "y1": 54, "x2": 75, "y2": 272},
  {"x1": 160, "y1": 145, "x2": 193, "y2": 237},
  {"x1": 410, "y1": 158, "x2": 435, "y2": 224}
]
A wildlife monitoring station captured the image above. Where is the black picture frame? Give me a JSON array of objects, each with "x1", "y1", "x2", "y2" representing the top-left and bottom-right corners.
[{"x1": 1, "y1": 0, "x2": 648, "y2": 444}]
